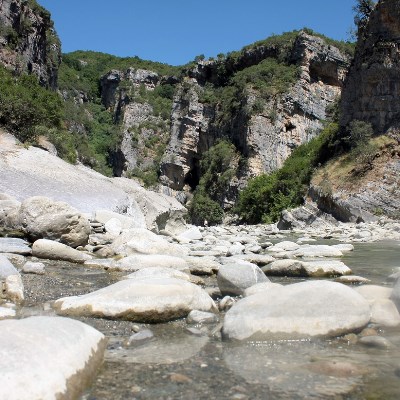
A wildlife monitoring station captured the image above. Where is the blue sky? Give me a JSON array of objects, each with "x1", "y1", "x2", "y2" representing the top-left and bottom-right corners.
[{"x1": 38, "y1": 0, "x2": 356, "y2": 66}]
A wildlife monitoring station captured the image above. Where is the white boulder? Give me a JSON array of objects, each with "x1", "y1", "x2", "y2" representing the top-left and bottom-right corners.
[
  {"x1": 18, "y1": 196, "x2": 90, "y2": 247},
  {"x1": 54, "y1": 277, "x2": 217, "y2": 322},
  {"x1": 222, "y1": 281, "x2": 371, "y2": 340},
  {"x1": 32, "y1": 239, "x2": 92, "y2": 264},
  {"x1": 217, "y1": 262, "x2": 269, "y2": 296},
  {"x1": 0, "y1": 316, "x2": 106, "y2": 400}
]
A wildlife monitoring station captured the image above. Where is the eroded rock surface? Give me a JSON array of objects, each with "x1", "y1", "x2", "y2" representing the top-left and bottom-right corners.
[{"x1": 0, "y1": 316, "x2": 106, "y2": 400}]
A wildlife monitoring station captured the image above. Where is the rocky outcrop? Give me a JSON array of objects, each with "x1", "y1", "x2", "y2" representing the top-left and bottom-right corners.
[
  {"x1": 159, "y1": 32, "x2": 350, "y2": 193},
  {"x1": 305, "y1": 0, "x2": 400, "y2": 223},
  {"x1": 0, "y1": 0, "x2": 61, "y2": 88},
  {"x1": 340, "y1": 0, "x2": 400, "y2": 135},
  {"x1": 0, "y1": 132, "x2": 187, "y2": 233},
  {"x1": 309, "y1": 129, "x2": 400, "y2": 222},
  {"x1": 100, "y1": 69, "x2": 171, "y2": 177}
]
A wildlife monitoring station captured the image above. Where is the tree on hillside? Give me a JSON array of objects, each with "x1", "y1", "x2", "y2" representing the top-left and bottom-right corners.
[{"x1": 353, "y1": 0, "x2": 376, "y2": 30}]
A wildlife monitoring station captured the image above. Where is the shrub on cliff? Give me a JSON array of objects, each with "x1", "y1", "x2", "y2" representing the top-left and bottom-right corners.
[
  {"x1": 188, "y1": 140, "x2": 238, "y2": 225},
  {"x1": 0, "y1": 66, "x2": 63, "y2": 142},
  {"x1": 235, "y1": 123, "x2": 339, "y2": 223}
]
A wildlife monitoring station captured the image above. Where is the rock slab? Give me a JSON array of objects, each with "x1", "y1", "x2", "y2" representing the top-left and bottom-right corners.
[{"x1": 0, "y1": 316, "x2": 106, "y2": 400}]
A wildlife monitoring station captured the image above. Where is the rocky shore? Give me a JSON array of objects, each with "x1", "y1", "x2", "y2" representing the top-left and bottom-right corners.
[{"x1": 1, "y1": 192, "x2": 400, "y2": 399}]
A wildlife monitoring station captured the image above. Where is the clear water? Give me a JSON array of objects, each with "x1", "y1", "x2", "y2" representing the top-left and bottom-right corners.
[{"x1": 18, "y1": 240, "x2": 400, "y2": 400}]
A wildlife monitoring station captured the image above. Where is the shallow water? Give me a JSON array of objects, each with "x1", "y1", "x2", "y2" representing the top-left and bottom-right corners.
[{"x1": 17, "y1": 239, "x2": 400, "y2": 400}]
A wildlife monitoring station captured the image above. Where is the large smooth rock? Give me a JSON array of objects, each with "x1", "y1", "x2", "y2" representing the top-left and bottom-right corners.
[
  {"x1": 390, "y1": 278, "x2": 400, "y2": 313},
  {"x1": 92, "y1": 209, "x2": 136, "y2": 229},
  {"x1": 267, "y1": 241, "x2": 300, "y2": 252},
  {"x1": 264, "y1": 259, "x2": 352, "y2": 277},
  {"x1": 104, "y1": 218, "x2": 122, "y2": 236},
  {"x1": 124, "y1": 267, "x2": 192, "y2": 282},
  {"x1": 18, "y1": 196, "x2": 90, "y2": 247},
  {"x1": 292, "y1": 245, "x2": 343, "y2": 258},
  {"x1": 217, "y1": 262, "x2": 269, "y2": 296},
  {"x1": 183, "y1": 256, "x2": 221, "y2": 276},
  {"x1": 111, "y1": 178, "x2": 187, "y2": 234},
  {"x1": 354, "y1": 285, "x2": 392, "y2": 301},
  {"x1": 370, "y1": 299, "x2": 400, "y2": 327},
  {"x1": 0, "y1": 255, "x2": 19, "y2": 278},
  {"x1": 0, "y1": 197, "x2": 21, "y2": 229},
  {"x1": 0, "y1": 238, "x2": 31, "y2": 255},
  {"x1": 0, "y1": 316, "x2": 106, "y2": 400},
  {"x1": 243, "y1": 282, "x2": 283, "y2": 297},
  {"x1": 115, "y1": 254, "x2": 189, "y2": 273},
  {"x1": 111, "y1": 228, "x2": 185, "y2": 256},
  {"x1": 222, "y1": 281, "x2": 371, "y2": 340},
  {"x1": 0, "y1": 134, "x2": 188, "y2": 233},
  {"x1": 177, "y1": 225, "x2": 203, "y2": 241},
  {"x1": 32, "y1": 239, "x2": 92, "y2": 264},
  {"x1": 54, "y1": 277, "x2": 217, "y2": 322}
]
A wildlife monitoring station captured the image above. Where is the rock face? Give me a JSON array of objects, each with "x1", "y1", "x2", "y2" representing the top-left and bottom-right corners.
[
  {"x1": 0, "y1": 0, "x2": 61, "y2": 88},
  {"x1": 222, "y1": 281, "x2": 371, "y2": 340},
  {"x1": 307, "y1": 0, "x2": 400, "y2": 222},
  {"x1": 159, "y1": 32, "x2": 350, "y2": 193},
  {"x1": 0, "y1": 316, "x2": 106, "y2": 400},
  {"x1": 100, "y1": 69, "x2": 172, "y2": 178},
  {"x1": 341, "y1": 0, "x2": 400, "y2": 135},
  {"x1": 0, "y1": 133, "x2": 187, "y2": 232}
]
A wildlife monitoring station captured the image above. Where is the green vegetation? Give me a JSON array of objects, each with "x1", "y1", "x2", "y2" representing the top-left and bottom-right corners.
[
  {"x1": 353, "y1": 0, "x2": 376, "y2": 30},
  {"x1": 0, "y1": 66, "x2": 63, "y2": 142},
  {"x1": 59, "y1": 51, "x2": 181, "y2": 100},
  {"x1": 235, "y1": 123, "x2": 340, "y2": 224},
  {"x1": 188, "y1": 140, "x2": 238, "y2": 225},
  {"x1": 56, "y1": 50, "x2": 179, "y2": 176},
  {"x1": 344, "y1": 120, "x2": 378, "y2": 174},
  {"x1": 198, "y1": 56, "x2": 298, "y2": 128}
]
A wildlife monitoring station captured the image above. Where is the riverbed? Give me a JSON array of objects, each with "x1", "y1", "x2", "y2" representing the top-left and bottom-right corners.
[{"x1": 19, "y1": 239, "x2": 400, "y2": 400}]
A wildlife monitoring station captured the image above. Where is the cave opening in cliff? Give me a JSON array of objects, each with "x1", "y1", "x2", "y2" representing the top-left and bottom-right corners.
[
  {"x1": 185, "y1": 159, "x2": 201, "y2": 190},
  {"x1": 309, "y1": 64, "x2": 339, "y2": 87}
]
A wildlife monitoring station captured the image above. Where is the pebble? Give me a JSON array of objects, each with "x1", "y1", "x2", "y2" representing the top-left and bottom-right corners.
[
  {"x1": 125, "y1": 329, "x2": 154, "y2": 346},
  {"x1": 22, "y1": 261, "x2": 45, "y2": 275},
  {"x1": 359, "y1": 336, "x2": 393, "y2": 349},
  {"x1": 169, "y1": 373, "x2": 192, "y2": 383},
  {"x1": 219, "y1": 296, "x2": 235, "y2": 311},
  {"x1": 360, "y1": 328, "x2": 378, "y2": 337}
]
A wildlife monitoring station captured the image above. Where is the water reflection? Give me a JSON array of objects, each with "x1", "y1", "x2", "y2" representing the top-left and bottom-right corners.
[
  {"x1": 106, "y1": 333, "x2": 209, "y2": 365},
  {"x1": 223, "y1": 340, "x2": 372, "y2": 398}
]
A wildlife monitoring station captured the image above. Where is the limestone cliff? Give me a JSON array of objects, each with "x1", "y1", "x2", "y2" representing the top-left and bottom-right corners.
[
  {"x1": 341, "y1": 0, "x2": 400, "y2": 135},
  {"x1": 0, "y1": 0, "x2": 61, "y2": 88},
  {"x1": 159, "y1": 32, "x2": 350, "y2": 193},
  {"x1": 308, "y1": 0, "x2": 400, "y2": 223},
  {"x1": 100, "y1": 68, "x2": 174, "y2": 178}
]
